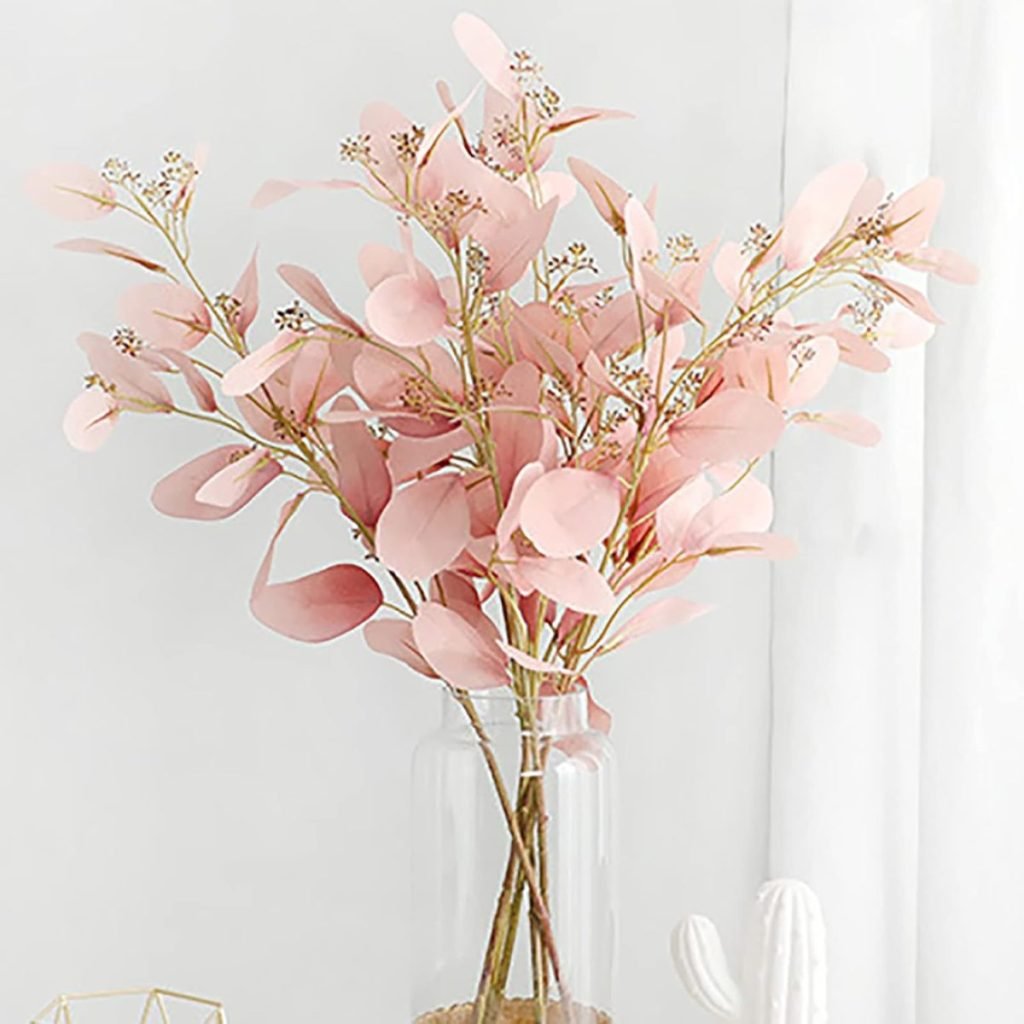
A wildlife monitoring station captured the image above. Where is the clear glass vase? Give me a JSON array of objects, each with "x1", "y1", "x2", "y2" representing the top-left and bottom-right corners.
[{"x1": 412, "y1": 687, "x2": 617, "y2": 1023}]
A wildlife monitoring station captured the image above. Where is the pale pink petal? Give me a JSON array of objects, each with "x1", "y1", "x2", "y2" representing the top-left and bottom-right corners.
[
  {"x1": 118, "y1": 282, "x2": 211, "y2": 351},
  {"x1": 221, "y1": 330, "x2": 304, "y2": 396},
  {"x1": 792, "y1": 410, "x2": 882, "y2": 446},
  {"x1": 887, "y1": 177, "x2": 944, "y2": 251},
  {"x1": 26, "y1": 163, "x2": 116, "y2": 220},
  {"x1": 55, "y1": 237, "x2": 166, "y2": 273},
  {"x1": 475, "y1": 198, "x2": 558, "y2": 292},
  {"x1": 412, "y1": 601, "x2": 508, "y2": 689},
  {"x1": 195, "y1": 448, "x2": 276, "y2": 507},
  {"x1": 251, "y1": 498, "x2": 382, "y2": 643},
  {"x1": 519, "y1": 467, "x2": 621, "y2": 558},
  {"x1": 452, "y1": 13, "x2": 521, "y2": 101},
  {"x1": 656, "y1": 475, "x2": 714, "y2": 556},
  {"x1": 250, "y1": 178, "x2": 360, "y2": 209},
  {"x1": 604, "y1": 596, "x2": 711, "y2": 652},
  {"x1": 232, "y1": 249, "x2": 260, "y2": 336},
  {"x1": 497, "y1": 461, "x2": 546, "y2": 547},
  {"x1": 782, "y1": 161, "x2": 868, "y2": 269},
  {"x1": 329, "y1": 397, "x2": 392, "y2": 527},
  {"x1": 862, "y1": 273, "x2": 943, "y2": 325},
  {"x1": 786, "y1": 335, "x2": 839, "y2": 406},
  {"x1": 278, "y1": 264, "x2": 363, "y2": 334},
  {"x1": 389, "y1": 427, "x2": 471, "y2": 483},
  {"x1": 364, "y1": 618, "x2": 437, "y2": 678},
  {"x1": 496, "y1": 641, "x2": 579, "y2": 676},
  {"x1": 365, "y1": 272, "x2": 448, "y2": 347},
  {"x1": 376, "y1": 474, "x2": 470, "y2": 579},
  {"x1": 517, "y1": 557, "x2": 616, "y2": 615},
  {"x1": 567, "y1": 157, "x2": 629, "y2": 234},
  {"x1": 874, "y1": 306, "x2": 936, "y2": 349},
  {"x1": 669, "y1": 389, "x2": 785, "y2": 464},
  {"x1": 159, "y1": 348, "x2": 217, "y2": 412},
  {"x1": 151, "y1": 444, "x2": 282, "y2": 520},
  {"x1": 683, "y1": 475, "x2": 774, "y2": 553},
  {"x1": 63, "y1": 389, "x2": 117, "y2": 451}
]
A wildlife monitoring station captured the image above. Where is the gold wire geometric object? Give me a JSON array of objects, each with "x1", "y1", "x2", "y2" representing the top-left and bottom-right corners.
[{"x1": 31, "y1": 989, "x2": 226, "y2": 1024}]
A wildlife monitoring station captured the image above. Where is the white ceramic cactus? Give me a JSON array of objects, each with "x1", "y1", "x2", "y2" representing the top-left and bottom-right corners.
[{"x1": 672, "y1": 878, "x2": 828, "y2": 1024}]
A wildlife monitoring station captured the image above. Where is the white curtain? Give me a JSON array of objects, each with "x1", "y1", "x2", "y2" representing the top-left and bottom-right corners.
[{"x1": 770, "y1": 2, "x2": 1024, "y2": 1023}]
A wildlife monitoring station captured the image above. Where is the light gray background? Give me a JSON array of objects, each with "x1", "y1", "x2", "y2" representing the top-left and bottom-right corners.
[{"x1": 1, "y1": 1, "x2": 790, "y2": 1019}]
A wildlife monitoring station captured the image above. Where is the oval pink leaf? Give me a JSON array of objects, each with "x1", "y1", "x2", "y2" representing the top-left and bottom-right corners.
[
  {"x1": 604, "y1": 596, "x2": 711, "y2": 652},
  {"x1": 251, "y1": 500, "x2": 382, "y2": 644},
  {"x1": 496, "y1": 641, "x2": 579, "y2": 676},
  {"x1": 118, "y1": 282, "x2": 211, "y2": 351},
  {"x1": 907, "y1": 246, "x2": 978, "y2": 285},
  {"x1": 232, "y1": 249, "x2": 260, "y2": 336},
  {"x1": 518, "y1": 556, "x2": 616, "y2": 615},
  {"x1": 786, "y1": 335, "x2": 839, "y2": 406},
  {"x1": 497, "y1": 460, "x2": 546, "y2": 547},
  {"x1": 158, "y1": 348, "x2": 217, "y2": 412},
  {"x1": 376, "y1": 474, "x2": 470, "y2": 580},
  {"x1": 519, "y1": 467, "x2": 621, "y2": 558},
  {"x1": 862, "y1": 273, "x2": 943, "y2": 325},
  {"x1": 412, "y1": 601, "x2": 509, "y2": 689},
  {"x1": 656, "y1": 475, "x2": 714, "y2": 556},
  {"x1": 782, "y1": 161, "x2": 867, "y2": 269},
  {"x1": 195, "y1": 448, "x2": 277, "y2": 508},
  {"x1": 684, "y1": 475, "x2": 774, "y2": 553},
  {"x1": 250, "y1": 177, "x2": 360, "y2": 209},
  {"x1": 707, "y1": 531, "x2": 798, "y2": 559},
  {"x1": 329, "y1": 397, "x2": 392, "y2": 527},
  {"x1": 452, "y1": 13, "x2": 520, "y2": 101},
  {"x1": 477, "y1": 198, "x2": 559, "y2": 292},
  {"x1": 887, "y1": 177, "x2": 944, "y2": 252},
  {"x1": 364, "y1": 618, "x2": 437, "y2": 678},
  {"x1": 278, "y1": 264, "x2": 363, "y2": 334},
  {"x1": 26, "y1": 163, "x2": 116, "y2": 220},
  {"x1": 77, "y1": 332, "x2": 173, "y2": 409},
  {"x1": 625, "y1": 196, "x2": 659, "y2": 267},
  {"x1": 55, "y1": 237, "x2": 166, "y2": 273},
  {"x1": 365, "y1": 272, "x2": 447, "y2": 347},
  {"x1": 567, "y1": 157, "x2": 629, "y2": 234},
  {"x1": 389, "y1": 427, "x2": 471, "y2": 484},
  {"x1": 792, "y1": 410, "x2": 882, "y2": 446},
  {"x1": 544, "y1": 106, "x2": 632, "y2": 134},
  {"x1": 63, "y1": 389, "x2": 117, "y2": 451},
  {"x1": 670, "y1": 389, "x2": 785, "y2": 464},
  {"x1": 151, "y1": 444, "x2": 282, "y2": 520},
  {"x1": 221, "y1": 330, "x2": 305, "y2": 396},
  {"x1": 288, "y1": 338, "x2": 345, "y2": 420}
]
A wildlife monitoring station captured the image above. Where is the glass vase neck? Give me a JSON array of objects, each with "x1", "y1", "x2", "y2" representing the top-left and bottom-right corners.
[{"x1": 440, "y1": 686, "x2": 589, "y2": 737}]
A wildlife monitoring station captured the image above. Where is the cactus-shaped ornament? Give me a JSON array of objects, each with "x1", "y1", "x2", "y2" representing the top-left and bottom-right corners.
[{"x1": 672, "y1": 878, "x2": 827, "y2": 1024}]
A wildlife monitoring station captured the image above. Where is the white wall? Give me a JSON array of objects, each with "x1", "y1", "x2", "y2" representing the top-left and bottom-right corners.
[{"x1": 0, "y1": 1, "x2": 790, "y2": 1019}]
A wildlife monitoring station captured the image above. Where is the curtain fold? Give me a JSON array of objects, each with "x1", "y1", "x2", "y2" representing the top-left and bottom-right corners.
[{"x1": 771, "y1": 2, "x2": 1023, "y2": 1022}]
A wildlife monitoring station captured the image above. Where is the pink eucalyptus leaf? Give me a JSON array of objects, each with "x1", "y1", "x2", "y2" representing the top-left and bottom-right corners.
[
  {"x1": 544, "y1": 106, "x2": 632, "y2": 134},
  {"x1": 567, "y1": 157, "x2": 629, "y2": 234},
  {"x1": 792, "y1": 410, "x2": 882, "y2": 446},
  {"x1": 519, "y1": 467, "x2": 621, "y2": 558},
  {"x1": 195, "y1": 448, "x2": 277, "y2": 508},
  {"x1": 477, "y1": 198, "x2": 558, "y2": 292},
  {"x1": 874, "y1": 306, "x2": 935, "y2": 349},
  {"x1": 786, "y1": 335, "x2": 839, "y2": 406},
  {"x1": 250, "y1": 178, "x2": 360, "y2": 209},
  {"x1": 887, "y1": 177, "x2": 944, "y2": 251},
  {"x1": 417, "y1": 85, "x2": 480, "y2": 168},
  {"x1": 670, "y1": 389, "x2": 785, "y2": 464},
  {"x1": 328, "y1": 397, "x2": 392, "y2": 527},
  {"x1": 63, "y1": 389, "x2": 117, "y2": 451},
  {"x1": 656, "y1": 475, "x2": 714, "y2": 556},
  {"x1": 604, "y1": 596, "x2": 711, "y2": 652},
  {"x1": 288, "y1": 338, "x2": 345, "y2": 420},
  {"x1": 713, "y1": 241, "x2": 751, "y2": 305},
  {"x1": 221, "y1": 330, "x2": 304, "y2": 397},
  {"x1": 26, "y1": 163, "x2": 116, "y2": 220},
  {"x1": 517, "y1": 556, "x2": 616, "y2": 616},
  {"x1": 707, "y1": 531, "x2": 797, "y2": 559},
  {"x1": 824, "y1": 324, "x2": 892, "y2": 372},
  {"x1": 151, "y1": 444, "x2": 282, "y2": 520},
  {"x1": 278, "y1": 264, "x2": 363, "y2": 334},
  {"x1": 365, "y1": 271, "x2": 448, "y2": 347},
  {"x1": 516, "y1": 171, "x2": 577, "y2": 209},
  {"x1": 77, "y1": 332, "x2": 173, "y2": 409},
  {"x1": 251, "y1": 498, "x2": 382, "y2": 643},
  {"x1": 863, "y1": 273, "x2": 943, "y2": 325},
  {"x1": 634, "y1": 447, "x2": 701, "y2": 522},
  {"x1": 389, "y1": 426, "x2": 471, "y2": 484},
  {"x1": 159, "y1": 348, "x2": 217, "y2": 412},
  {"x1": 376, "y1": 474, "x2": 470, "y2": 580},
  {"x1": 364, "y1": 618, "x2": 437, "y2": 678},
  {"x1": 232, "y1": 249, "x2": 260, "y2": 336},
  {"x1": 496, "y1": 641, "x2": 579, "y2": 677},
  {"x1": 452, "y1": 13, "x2": 521, "y2": 101},
  {"x1": 412, "y1": 601, "x2": 509, "y2": 689},
  {"x1": 118, "y1": 282, "x2": 211, "y2": 351},
  {"x1": 721, "y1": 343, "x2": 791, "y2": 403},
  {"x1": 905, "y1": 246, "x2": 979, "y2": 285},
  {"x1": 782, "y1": 161, "x2": 868, "y2": 269},
  {"x1": 497, "y1": 460, "x2": 546, "y2": 547},
  {"x1": 55, "y1": 237, "x2": 166, "y2": 273},
  {"x1": 492, "y1": 361, "x2": 544, "y2": 493},
  {"x1": 625, "y1": 196, "x2": 659, "y2": 276},
  {"x1": 684, "y1": 474, "x2": 773, "y2": 553}
]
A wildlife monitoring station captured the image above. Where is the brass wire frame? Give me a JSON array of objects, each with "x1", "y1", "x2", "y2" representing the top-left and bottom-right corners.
[{"x1": 31, "y1": 989, "x2": 226, "y2": 1024}]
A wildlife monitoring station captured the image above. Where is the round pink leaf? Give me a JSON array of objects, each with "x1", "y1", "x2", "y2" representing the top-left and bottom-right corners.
[
  {"x1": 365, "y1": 272, "x2": 447, "y2": 347},
  {"x1": 412, "y1": 601, "x2": 509, "y2": 689},
  {"x1": 63, "y1": 390, "x2": 117, "y2": 451},
  {"x1": 782, "y1": 161, "x2": 868, "y2": 269},
  {"x1": 669, "y1": 389, "x2": 785, "y2": 465},
  {"x1": 221, "y1": 330, "x2": 304, "y2": 397},
  {"x1": 26, "y1": 163, "x2": 116, "y2": 220},
  {"x1": 519, "y1": 467, "x2": 621, "y2": 558},
  {"x1": 364, "y1": 618, "x2": 437, "y2": 678},
  {"x1": 452, "y1": 13, "x2": 521, "y2": 101},
  {"x1": 518, "y1": 556, "x2": 616, "y2": 616},
  {"x1": 118, "y1": 282, "x2": 211, "y2": 351}
]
